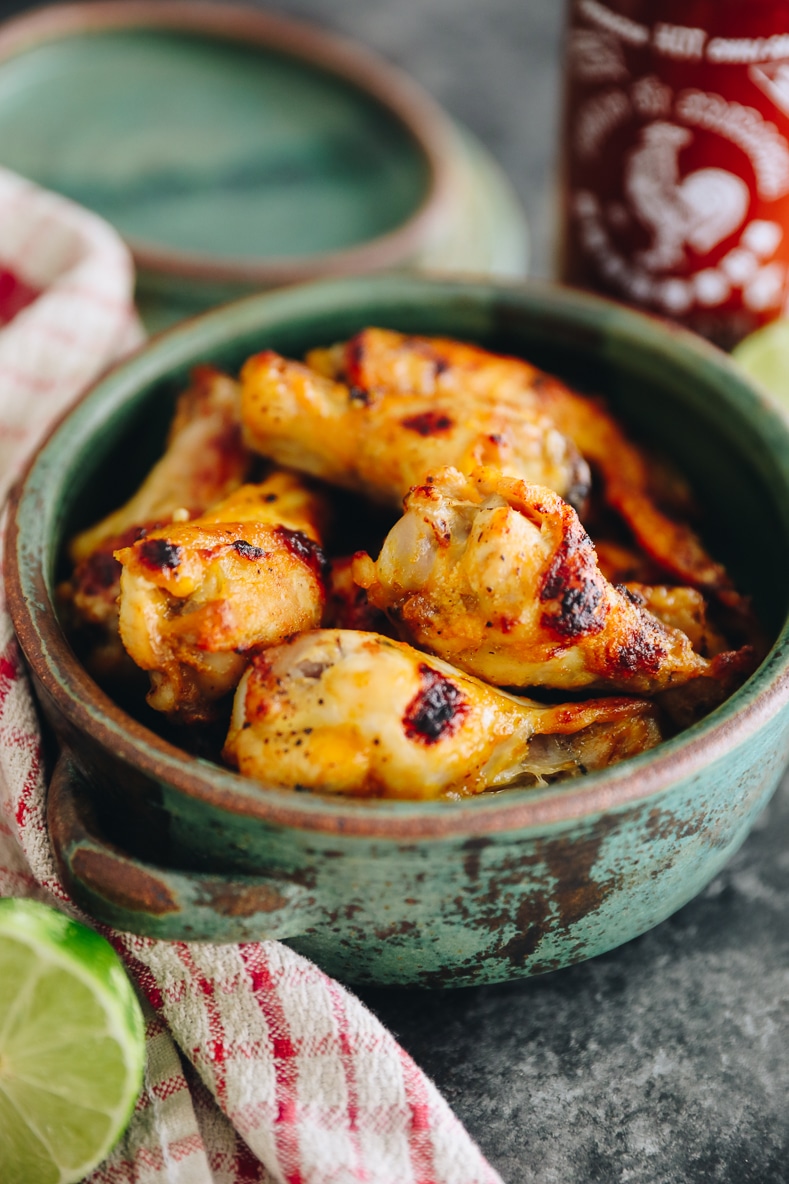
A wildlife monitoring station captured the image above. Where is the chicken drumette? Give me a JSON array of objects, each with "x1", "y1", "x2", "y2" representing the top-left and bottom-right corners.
[
  {"x1": 310, "y1": 328, "x2": 734, "y2": 597},
  {"x1": 59, "y1": 367, "x2": 251, "y2": 683},
  {"x1": 239, "y1": 347, "x2": 590, "y2": 511},
  {"x1": 114, "y1": 472, "x2": 328, "y2": 722},
  {"x1": 223, "y1": 629, "x2": 662, "y2": 799},
  {"x1": 353, "y1": 467, "x2": 752, "y2": 696}
]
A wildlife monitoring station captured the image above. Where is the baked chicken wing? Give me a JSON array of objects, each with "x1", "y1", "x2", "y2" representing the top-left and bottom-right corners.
[
  {"x1": 316, "y1": 328, "x2": 732, "y2": 596},
  {"x1": 620, "y1": 583, "x2": 729, "y2": 658},
  {"x1": 59, "y1": 367, "x2": 252, "y2": 684},
  {"x1": 239, "y1": 347, "x2": 590, "y2": 511},
  {"x1": 223, "y1": 629, "x2": 662, "y2": 799},
  {"x1": 353, "y1": 467, "x2": 750, "y2": 696},
  {"x1": 70, "y1": 366, "x2": 250, "y2": 563},
  {"x1": 114, "y1": 473, "x2": 328, "y2": 722}
]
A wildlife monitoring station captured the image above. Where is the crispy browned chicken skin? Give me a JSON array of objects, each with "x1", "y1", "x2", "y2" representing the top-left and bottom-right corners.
[
  {"x1": 60, "y1": 367, "x2": 252, "y2": 682},
  {"x1": 354, "y1": 467, "x2": 749, "y2": 696},
  {"x1": 223, "y1": 629, "x2": 662, "y2": 799},
  {"x1": 620, "y1": 584, "x2": 729, "y2": 658},
  {"x1": 319, "y1": 328, "x2": 732, "y2": 596},
  {"x1": 114, "y1": 473, "x2": 328, "y2": 722},
  {"x1": 240, "y1": 346, "x2": 590, "y2": 510}
]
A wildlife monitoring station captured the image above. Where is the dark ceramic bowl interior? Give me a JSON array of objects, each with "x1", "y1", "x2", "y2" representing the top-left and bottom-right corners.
[{"x1": 9, "y1": 274, "x2": 789, "y2": 835}]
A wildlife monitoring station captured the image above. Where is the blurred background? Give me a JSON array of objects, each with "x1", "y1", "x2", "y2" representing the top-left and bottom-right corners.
[{"x1": 0, "y1": 0, "x2": 565, "y2": 278}]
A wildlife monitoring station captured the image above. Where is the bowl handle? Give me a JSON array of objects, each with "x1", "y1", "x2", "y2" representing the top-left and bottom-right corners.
[{"x1": 47, "y1": 751, "x2": 319, "y2": 943}]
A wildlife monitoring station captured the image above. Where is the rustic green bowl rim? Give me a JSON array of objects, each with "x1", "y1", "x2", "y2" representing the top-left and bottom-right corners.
[{"x1": 7, "y1": 274, "x2": 789, "y2": 839}]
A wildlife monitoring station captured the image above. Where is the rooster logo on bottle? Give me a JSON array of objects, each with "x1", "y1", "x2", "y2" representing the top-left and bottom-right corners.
[
  {"x1": 563, "y1": 3, "x2": 789, "y2": 342},
  {"x1": 624, "y1": 121, "x2": 750, "y2": 270}
]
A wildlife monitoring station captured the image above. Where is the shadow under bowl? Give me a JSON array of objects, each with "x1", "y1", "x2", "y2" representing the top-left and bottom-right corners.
[{"x1": 7, "y1": 274, "x2": 789, "y2": 986}]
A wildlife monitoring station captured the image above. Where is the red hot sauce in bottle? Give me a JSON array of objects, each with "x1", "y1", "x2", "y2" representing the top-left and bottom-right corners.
[{"x1": 560, "y1": 0, "x2": 789, "y2": 347}]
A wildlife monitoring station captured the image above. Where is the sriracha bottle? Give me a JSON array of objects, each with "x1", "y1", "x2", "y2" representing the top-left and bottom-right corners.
[{"x1": 560, "y1": 0, "x2": 789, "y2": 347}]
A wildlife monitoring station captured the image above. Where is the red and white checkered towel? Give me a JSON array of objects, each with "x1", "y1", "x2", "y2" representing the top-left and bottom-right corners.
[{"x1": 0, "y1": 168, "x2": 503, "y2": 1184}]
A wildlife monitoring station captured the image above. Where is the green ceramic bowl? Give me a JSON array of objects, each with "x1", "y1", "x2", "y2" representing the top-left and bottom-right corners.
[
  {"x1": 7, "y1": 275, "x2": 789, "y2": 987},
  {"x1": 0, "y1": 1, "x2": 472, "y2": 314}
]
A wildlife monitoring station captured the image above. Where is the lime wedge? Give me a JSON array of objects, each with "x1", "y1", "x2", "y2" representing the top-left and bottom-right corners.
[
  {"x1": 0, "y1": 898, "x2": 145, "y2": 1184},
  {"x1": 732, "y1": 318, "x2": 789, "y2": 408}
]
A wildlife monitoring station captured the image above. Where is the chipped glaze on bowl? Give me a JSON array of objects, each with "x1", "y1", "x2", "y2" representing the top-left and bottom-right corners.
[{"x1": 7, "y1": 275, "x2": 789, "y2": 986}]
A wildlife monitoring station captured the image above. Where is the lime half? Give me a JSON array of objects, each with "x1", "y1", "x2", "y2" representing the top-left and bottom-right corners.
[
  {"x1": 732, "y1": 318, "x2": 789, "y2": 409},
  {"x1": 0, "y1": 898, "x2": 145, "y2": 1184}
]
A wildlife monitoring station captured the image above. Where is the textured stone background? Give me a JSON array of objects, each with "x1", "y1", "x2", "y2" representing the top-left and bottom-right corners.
[{"x1": 0, "y1": 1, "x2": 786, "y2": 1180}]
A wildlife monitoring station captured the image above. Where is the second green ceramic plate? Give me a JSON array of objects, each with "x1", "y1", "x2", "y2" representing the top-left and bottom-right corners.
[{"x1": 0, "y1": 1, "x2": 528, "y2": 319}]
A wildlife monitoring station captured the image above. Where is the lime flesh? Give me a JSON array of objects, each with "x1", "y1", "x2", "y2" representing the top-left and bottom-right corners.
[
  {"x1": 732, "y1": 318, "x2": 789, "y2": 409},
  {"x1": 0, "y1": 898, "x2": 145, "y2": 1184}
]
